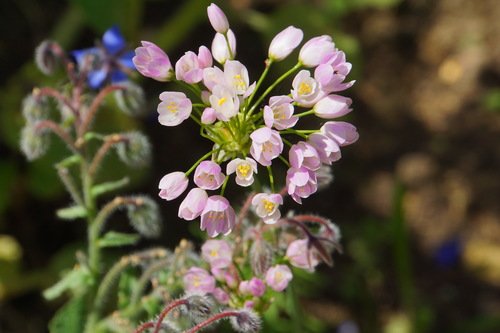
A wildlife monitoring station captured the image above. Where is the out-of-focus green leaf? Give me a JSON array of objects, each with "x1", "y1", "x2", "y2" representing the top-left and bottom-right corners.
[
  {"x1": 43, "y1": 266, "x2": 92, "y2": 300},
  {"x1": 56, "y1": 205, "x2": 88, "y2": 220},
  {"x1": 483, "y1": 88, "x2": 500, "y2": 112},
  {"x1": 98, "y1": 231, "x2": 139, "y2": 248},
  {"x1": 48, "y1": 295, "x2": 87, "y2": 333},
  {"x1": 91, "y1": 177, "x2": 130, "y2": 198}
]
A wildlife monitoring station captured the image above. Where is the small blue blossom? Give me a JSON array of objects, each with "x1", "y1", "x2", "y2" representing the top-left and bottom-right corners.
[
  {"x1": 72, "y1": 26, "x2": 135, "y2": 89},
  {"x1": 434, "y1": 237, "x2": 462, "y2": 268}
]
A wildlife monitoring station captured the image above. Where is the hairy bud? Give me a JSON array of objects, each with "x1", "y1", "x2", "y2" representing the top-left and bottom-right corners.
[
  {"x1": 114, "y1": 81, "x2": 146, "y2": 116},
  {"x1": 35, "y1": 40, "x2": 62, "y2": 75},
  {"x1": 249, "y1": 239, "x2": 274, "y2": 277},
  {"x1": 126, "y1": 196, "x2": 161, "y2": 238},
  {"x1": 22, "y1": 93, "x2": 50, "y2": 123},
  {"x1": 116, "y1": 131, "x2": 151, "y2": 168},
  {"x1": 230, "y1": 310, "x2": 261, "y2": 333},
  {"x1": 183, "y1": 293, "x2": 215, "y2": 322},
  {"x1": 20, "y1": 125, "x2": 50, "y2": 161}
]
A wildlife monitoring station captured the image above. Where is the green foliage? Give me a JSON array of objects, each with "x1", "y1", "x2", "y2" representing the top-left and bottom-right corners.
[
  {"x1": 56, "y1": 205, "x2": 88, "y2": 220},
  {"x1": 91, "y1": 177, "x2": 130, "y2": 198},
  {"x1": 97, "y1": 231, "x2": 140, "y2": 248},
  {"x1": 43, "y1": 266, "x2": 93, "y2": 300},
  {"x1": 48, "y1": 295, "x2": 87, "y2": 333}
]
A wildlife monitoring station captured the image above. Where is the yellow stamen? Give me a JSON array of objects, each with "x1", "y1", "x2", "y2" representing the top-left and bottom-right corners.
[
  {"x1": 298, "y1": 82, "x2": 312, "y2": 95},
  {"x1": 166, "y1": 102, "x2": 178, "y2": 113},
  {"x1": 237, "y1": 164, "x2": 251, "y2": 177},
  {"x1": 262, "y1": 199, "x2": 275, "y2": 213},
  {"x1": 210, "y1": 249, "x2": 218, "y2": 257},
  {"x1": 218, "y1": 97, "x2": 227, "y2": 106}
]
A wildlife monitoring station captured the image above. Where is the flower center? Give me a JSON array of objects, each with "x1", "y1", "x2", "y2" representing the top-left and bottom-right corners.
[
  {"x1": 237, "y1": 164, "x2": 251, "y2": 177},
  {"x1": 167, "y1": 102, "x2": 178, "y2": 113},
  {"x1": 262, "y1": 199, "x2": 275, "y2": 213},
  {"x1": 298, "y1": 82, "x2": 312, "y2": 95},
  {"x1": 233, "y1": 74, "x2": 246, "y2": 90},
  {"x1": 218, "y1": 97, "x2": 227, "y2": 106},
  {"x1": 210, "y1": 249, "x2": 218, "y2": 257}
]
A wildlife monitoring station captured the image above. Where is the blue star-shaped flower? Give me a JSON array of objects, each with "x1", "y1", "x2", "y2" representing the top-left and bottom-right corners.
[{"x1": 72, "y1": 26, "x2": 135, "y2": 89}]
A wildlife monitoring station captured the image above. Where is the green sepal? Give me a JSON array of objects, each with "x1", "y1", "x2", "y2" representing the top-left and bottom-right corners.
[
  {"x1": 91, "y1": 177, "x2": 130, "y2": 198},
  {"x1": 56, "y1": 154, "x2": 82, "y2": 168},
  {"x1": 56, "y1": 205, "x2": 87, "y2": 220},
  {"x1": 43, "y1": 266, "x2": 92, "y2": 300},
  {"x1": 97, "y1": 231, "x2": 139, "y2": 248}
]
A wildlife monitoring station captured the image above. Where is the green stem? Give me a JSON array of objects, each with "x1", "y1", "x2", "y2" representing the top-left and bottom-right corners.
[
  {"x1": 245, "y1": 58, "x2": 273, "y2": 109},
  {"x1": 279, "y1": 155, "x2": 291, "y2": 168},
  {"x1": 267, "y1": 166, "x2": 275, "y2": 193},
  {"x1": 220, "y1": 176, "x2": 230, "y2": 196},
  {"x1": 185, "y1": 148, "x2": 221, "y2": 176},
  {"x1": 248, "y1": 62, "x2": 302, "y2": 116},
  {"x1": 295, "y1": 109, "x2": 315, "y2": 118}
]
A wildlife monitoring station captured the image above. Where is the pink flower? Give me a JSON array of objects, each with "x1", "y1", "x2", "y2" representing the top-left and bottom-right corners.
[
  {"x1": 291, "y1": 70, "x2": 323, "y2": 107},
  {"x1": 157, "y1": 91, "x2": 192, "y2": 126},
  {"x1": 250, "y1": 127, "x2": 283, "y2": 166},
  {"x1": 212, "y1": 30, "x2": 236, "y2": 64},
  {"x1": 133, "y1": 41, "x2": 173, "y2": 81},
  {"x1": 194, "y1": 160, "x2": 225, "y2": 190},
  {"x1": 299, "y1": 35, "x2": 335, "y2": 67},
  {"x1": 265, "y1": 265, "x2": 293, "y2": 292},
  {"x1": 209, "y1": 84, "x2": 240, "y2": 121},
  {"x1": 286, "y1": 239, "x2": 319, "y2": 272},
  {"x1": 175, "y1": 46, "x2": 212, "y2": 84},
  {"x1": 203, "y1": 66, "x2": 225, "y2": 91},
  {"x1": 321, "y1": 121, "x2": 359, "y2": 147},
  {"x1": 226, "y1": 158, "x2": 258, "y2": 187},
  {"x1": 313, "y1": 95, "x2": 352, "y2": 119},
  {"x1": 178, "y1": 187, "x2": 208, "y2": 220},
  {"x1": 307, "y1": 133, "x2": 341, "y2": 165},
  {"x1": 212, "y1": 287, "x2": 230, "y2": 304},
  {"x1": 224, "y1": 60, "x2": 250, "y2": 95},
  {"x1": 239, "y1": 278, "x2": 266, "y2": 297},
  {"x1": 263, "y1": 95, "x2": 298, "y2": 130},
  {"x1": 314, "y1": 51, "x2": 354, "y2": 92},
  {"x1": 200, "y1": 195, "x2": 236, "y2": 237},
  {"x1": 201, "y1": 107, "x2": 217, "y2": 124},
  {"x1": 268, "y1": 26, "x2": 304, "y2": 61},
  {"x1": 158, "y1": 171, "x2": 188, "y2": 201},
  {"x1": 183, "y1": 267, "x2": 216, "y2": 294},
  {"x1": 207, "y1": 3, "x2": 229, "y2": 34},
  {"x1": 201, "y1": 239, "x2": 233, "y2": 269},
  {"x1": 251, "y1": 193, "x2": 283, "y2": 224},
  {"x1": 286, "y1": 167, "x2": 318, "y2": 204},
  {"x1": 289, "y1": 141, "x2": 321, "y2": 171}
]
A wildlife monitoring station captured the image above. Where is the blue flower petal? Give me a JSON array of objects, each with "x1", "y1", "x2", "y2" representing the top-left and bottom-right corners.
[
  {"x1": 119, "y1": 50, "x2": 136, "y2": 69},
  {"x1": 110, "y1": 70, "x2": 127, "y2": 83},
  {"x1": 103, "y1": 25, "x2": 126, "y2": 55},
  {"x1": 434, "y1": 237, "x2": 462, "y2": 268},
  {"x1": 71, "y1": 47, "x2": 99, "y2": 67},
  {"x1": 88, "y1": 69, "x2": 108, "y2": 89}
]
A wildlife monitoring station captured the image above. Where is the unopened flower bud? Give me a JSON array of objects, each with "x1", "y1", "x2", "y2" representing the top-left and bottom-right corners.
[
  {"x1": 159, "y1": 172, "x2": 189, "y2": 201},
  {"x1": 22, "y1": 93, "x2": 49, "y2": 123},
  {"x1": 211, "y1": 30, "x2": 236, "y2": 65},
  {"x1": 35, "y1": 40, "x2": 62, "y2": 75},
  {"x1": 299, "y1": 35, "x2": 335, "y2": 68},
  {"x1": 115, "y1": 131, "x2": 151, "y2": 168},
  {"x1": 126, "y1": 196, "x2": 162, "y2": 238},
  {"x1": 184, "y1": 293, "x2": 215, "y2": 322},
  {"x1": 230, "y1": 310, "x2": 261, "y2": 333},
  {"x1": 268, "y1": 26, "x2": 303, "y2": 61},
  {"x1": 207, "y1": 3, "x2": 229, "y2": 33},
  {"x1": 249, "y1": 239, "x2": 274, "y2": 277},
  {"x1": 114, "y1": 81, "x2": 146, "y2": 116},
  {"x1": 20, "y1": 125, "x2": 50, "y2": 161},
  {"x1": 133, "y1": 41, "x2": 173, "y2": 81}
]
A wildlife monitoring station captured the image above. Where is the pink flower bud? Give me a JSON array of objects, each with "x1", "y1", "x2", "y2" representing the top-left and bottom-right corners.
[
  {"x1": 211, "y1": 29, "x2": 236, "y2": 64},
  {"x1": 239, "y1": 278, "x2": 266, "y2": 297},
  {"x1": 133, "y1": 41, "x2": 173, "y2": 81},
  {"x1": 251, "y1": 193, "x2": 283, "y2": 224},
  {"x1": 307, "y1": 133, "x2": 341, "y2": 165},
  {"x1": 157, "y1": 91, "x2": 192, "y2": 126},
  {"x1": 194, "y1": 160, "x2": 225, "y2": 190},
  {"x1": 158, "y1": 171, "x2": 188, "y2": 200},
  {"x1": 202, "y1": 239, "x2": 233, "y2": 269},
  {"x1": 197, "y1": 45, "x2": 213, "y2": 68},
  {"x1": 286, "y1": 167, "x2": 318, "y2": 204},
  {"x1": 268, "y1": 26, "x2": 303, "y2": 61},
  {"x1": 299, "y1": 35, "x2": 335, "y2": 67},
  {"x1": 265, "y1": 265, "x2": 293, "y2": 292},
  {"x1": 313, "y1": 95, "x2": 352, "y2": 119},
  {"x1": 321, "y1": 121, "x2": 359, "y2": 146},
  {"x1": 175, "y1": 51, "x2": 203, "y2": 84},
  {"x1": 200, "y1": 195, "x2": 236, "y2": 237},
  {"x1": 178, "y1": 187, "x2": 208, "y2": 220},
  {"x1": 212, "y1": 287, "x2": 230, "y2": 304},
  {"x1": 207, "y1": 3, "x2": 229, "y2": 34},
  {"x1": 314, "y1": 51, "x2": 354, "y2": 92},
  {"x1": 183, "y1": 267, "x2": 216, "y2": 294},
  {"x1": 201, "y1": 107, "x2": 217, "y2": 124}
]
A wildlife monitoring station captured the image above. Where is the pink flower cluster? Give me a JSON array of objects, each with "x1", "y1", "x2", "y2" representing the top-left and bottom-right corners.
[{"x1": 133, "y1": 3, "x2": 358, "y2": 236}]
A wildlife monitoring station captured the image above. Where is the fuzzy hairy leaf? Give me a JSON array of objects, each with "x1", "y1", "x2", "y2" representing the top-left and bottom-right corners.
[{"x1": 97, "y1": 231, "x2": 139, "y2": 248}]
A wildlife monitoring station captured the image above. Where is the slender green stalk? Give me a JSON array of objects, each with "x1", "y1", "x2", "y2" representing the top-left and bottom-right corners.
[
  {"x1": 267, "y1": 166, "x2": 275, "y2": 192},
  {"x1": 245, "y1": 58, "x2": 273, "y2": 109},
  {"x1": 295, "y1": 109, "x2": 315, "y2": 118}
]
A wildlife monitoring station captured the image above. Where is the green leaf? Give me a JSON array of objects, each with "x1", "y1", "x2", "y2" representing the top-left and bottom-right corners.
[
  {"x1": 43, "y1": 266, "x2": 92, "y2": 300},
  {"x1": 48, "y1": 295, "x2": 86, "y2": 333},
  {"x1": 91, "y1": 177, "x2": 130, "y2": 198},
  {"x1": 97, "y1": 231, "x2": 139, "y2": 248},
  {"x1": 56, "y1": 205, "x2": 87, "y2": 220}
]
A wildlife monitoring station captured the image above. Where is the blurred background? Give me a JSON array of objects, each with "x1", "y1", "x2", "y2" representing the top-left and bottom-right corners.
[{"x1": 1, "y1": 0, "x2": 500, "y2": 332}]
